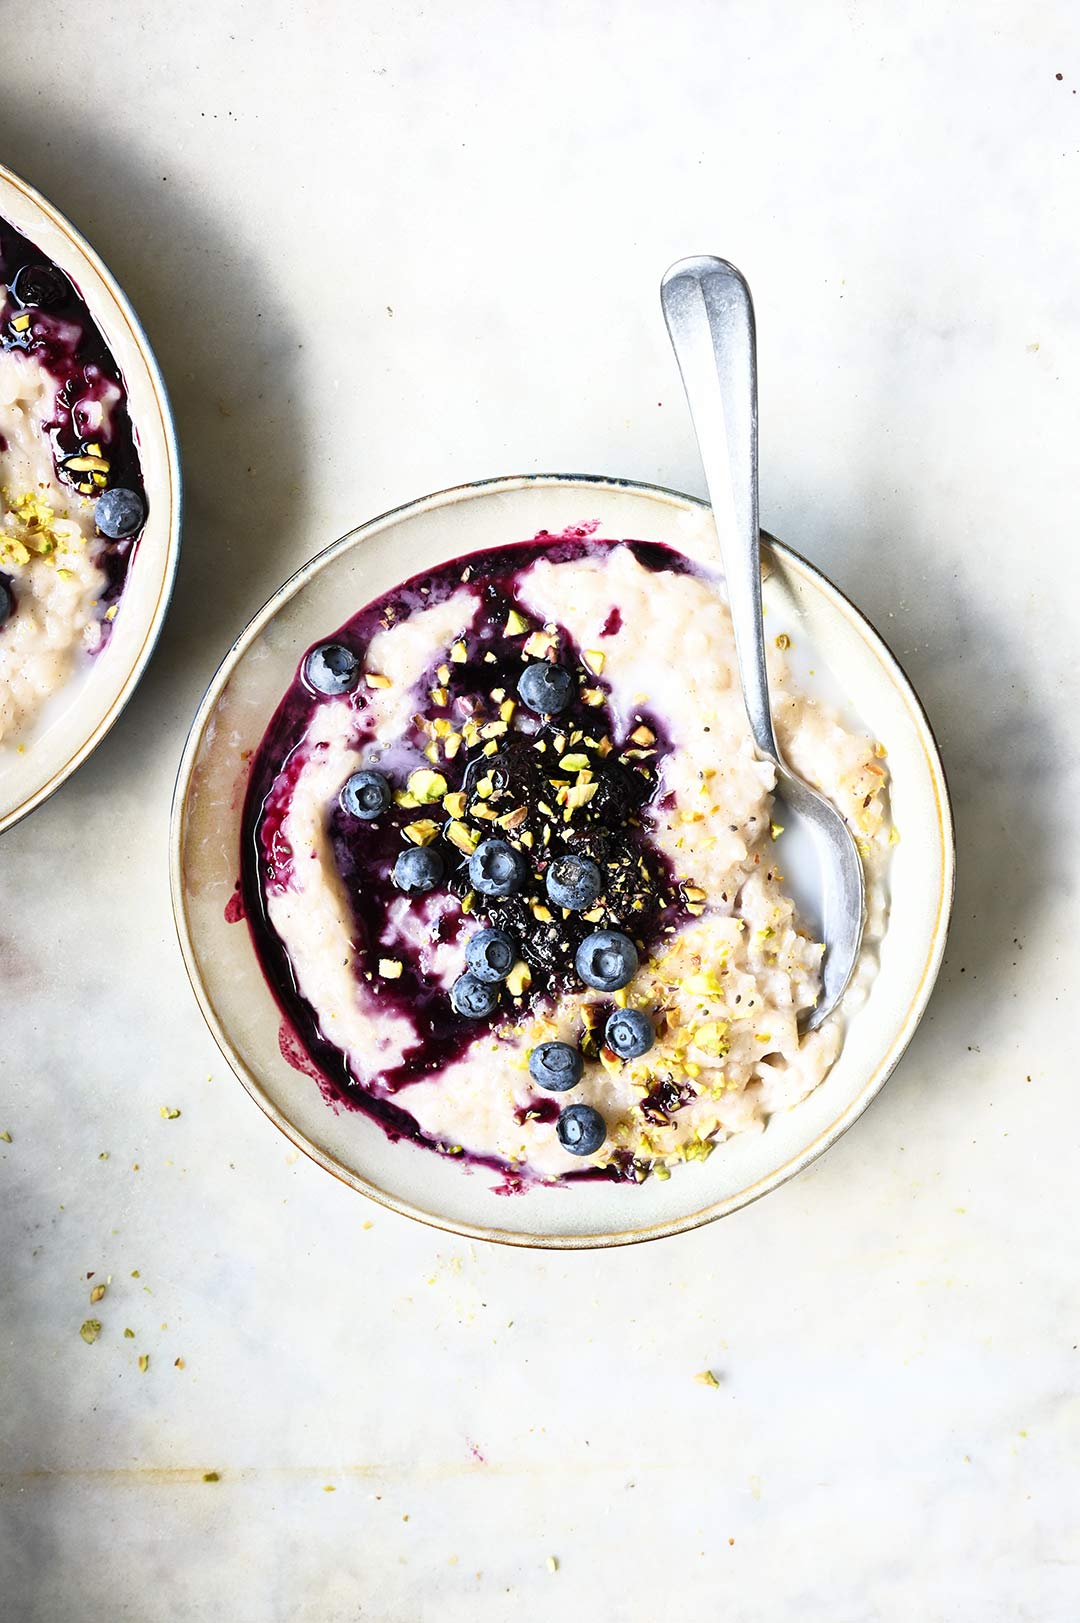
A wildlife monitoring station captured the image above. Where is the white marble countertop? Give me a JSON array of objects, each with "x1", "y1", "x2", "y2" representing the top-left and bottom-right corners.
[{"x1": 3, "y1": 3, "x2": 1079, "y2": 1618}]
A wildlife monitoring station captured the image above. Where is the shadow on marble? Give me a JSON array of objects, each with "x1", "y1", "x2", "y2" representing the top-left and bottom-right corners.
[{"x1": 0, "y1": 94, "x2": 308, "y2": 757}]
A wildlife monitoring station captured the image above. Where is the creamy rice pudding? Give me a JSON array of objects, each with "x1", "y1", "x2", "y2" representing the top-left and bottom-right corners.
[
  {"x1": 240, "y1": 533, "x2": 889, "y2": 1187},
  {"x1": 0, "y1": 216, "x2": 147, "y2": 748}
]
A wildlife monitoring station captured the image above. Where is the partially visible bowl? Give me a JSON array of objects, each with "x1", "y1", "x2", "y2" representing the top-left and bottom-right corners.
[
  {"x1": 171, "y1": 474, "x2": 954, "y2": 1249},
  {"x1": 0, "y1": 162, "x2": 181, "y2": 833}
]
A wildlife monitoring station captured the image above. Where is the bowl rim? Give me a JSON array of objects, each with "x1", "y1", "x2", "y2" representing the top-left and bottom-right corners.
[
  {"x1": 0, "y1": 160, "x2": 183, "y2": 835},
  {"x1": 170, "y1": 472, "x2": 956, "y2": 1249}
]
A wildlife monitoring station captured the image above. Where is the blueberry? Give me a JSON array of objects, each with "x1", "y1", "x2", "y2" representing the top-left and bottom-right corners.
[
  {"x1": 605, "y1": 1008, "x2": 654, "y2": 1060},
  {"x1": 94, "y1": 487, "x2": 145, "y2": 539},
  {"x1": 545, "y1": 853, "x2": 602, "y2": 912},
  {"x1": 339, "y1": 769, "x2": 392, "y2": 820},
  {"x1": 517, "y1": 661, "x2": 574, "y2": 715},
  {"x1": 450, "y1": 971, "x2": 500, "y2": 1019},
  {"x1": 556, "y1": 1102, "x2": 607, "y2": 1156},
  {"x1": 392, "y1": 844, "x2": 444, "y2": 894},
  {"x1": 529, "y1": 1041, "x2": 584, "y2": 1092},
  {"x1": 468, "y1": 838, "x2": 526, "y2": 898},
  {"x1": 575, "y1": 929, "x2": 638, "y2": 992},
  {"x1": 304, "y1": 641, "x2": 361, "y2": 696},
  {"x1": 0, "y1": 579, "x2": 12, "y2": 630},
  {"x1": 465, "y1": 927, "x2": 517, "y2": 983},
  {"x1": 11, "y1": 264, "x2": 69, "y2": 309}
]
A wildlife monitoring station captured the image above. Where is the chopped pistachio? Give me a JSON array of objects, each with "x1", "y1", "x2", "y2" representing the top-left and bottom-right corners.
[
  {"x1": 394, "y1": 789, "x2": 420, "y2": 809},
  {"x1": 770, "y1": 822, "x2": 784, "y2": 840},
  {"x1": 523, "y1": 629, "x2": 556, "y2": 658},
  {"x1": 436, "y1": 663, "x2": 451, "y2": 685},
  {"x1": 403, "y1": 819, "x2": 440, "y2": 846},
  {"x1": 559, "y1": 753, "x2": 590, "y2": 772},
  {"x1": 629, "y1": 725, "x2": 655, "y2": 747},
  {"x1": 124, "y1": 1327, "x2": 135, "y2": 1339},
  {"x1": 138, "y1": 1354, "x2": 150, "y2": 1373},
  {"x1": 379, "y1": 958, "x2": 403, "y2": 979},
  {"x1": 430, "y1": 686, "x2": 449, "y2": 707},
  {"x1": 80, "y1": 1320, "x2": 102, "y2": 1345},
  {"x1": 11, "y1": 311, "x2": 31, "y2": 333},
  {"x1": 695, "y1": 1369, "x2": 720, "y2": 1388},
  {"x1": 504, "y1": 609, "x2": 529, "y2": 636},
  {"x1": 159, "y1": 1106, "x2": 181, "y2": 1120},
  {"x1": 0, "y1": 1130, "x2": 10, "y2": 1144},
  {"x1": 450, "y1": 640, "x2": 468, "y2": 663},
  {"x1": 442, "y1": 791, "x2": 467, "y2": 819},
  {"x1": 90, "y1": 1284, "x2": 106, "y2": 1305},
  {"x1": 563, "y1": 782, "x2": 598, "y2": 814},
  {"x1": 203, "y1": 1471, "x2": 221, "y2": 1483},
  {"x1": 582, "y1": 649, "x2": 605, "y2": 675},
  {"x1": 499, "y1": 698, "x2": 516, "y2": 723},
  {"x1": 774, "y1": 632, "x2": 791, "y2": 651},
  {"x1": 446, "y1": 820, "x2": 479, "y2": 855},
  {"x1": 364, "y1": 672, "x2": 392, "y2": 689},
  {"x1": 407, "y1": 768, "x2": 448, "y2": 803},
  {"x1": 506, "y1": 961, "x2": 532, "y2": 998}
]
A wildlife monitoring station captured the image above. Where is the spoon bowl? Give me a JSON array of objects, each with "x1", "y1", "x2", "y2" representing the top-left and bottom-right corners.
[{"x1": 661, "y1": 255, "x2": 865, "y2": 1029}]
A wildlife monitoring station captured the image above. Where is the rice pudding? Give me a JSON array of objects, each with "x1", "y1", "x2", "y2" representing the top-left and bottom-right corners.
[
  {"x1": 0, "y1": 216, "x2": 147, "y2": 748},
  {"x1": 241, "y1": 533, "x2": 890, "y2": 1187}
]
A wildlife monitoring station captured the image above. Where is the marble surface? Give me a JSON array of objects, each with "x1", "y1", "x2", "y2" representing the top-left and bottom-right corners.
[{"x1": 2, "y1": 2, "x2": 1078, "y2": 1618}]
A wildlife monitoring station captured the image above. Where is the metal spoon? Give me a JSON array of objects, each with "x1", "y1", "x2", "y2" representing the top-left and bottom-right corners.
[{"x1": 660, "y1": 254, "x2": 865, "y2": 1029}]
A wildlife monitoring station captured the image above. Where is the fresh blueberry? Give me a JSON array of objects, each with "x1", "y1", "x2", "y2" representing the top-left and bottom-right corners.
[
  {"x1": 304, "y1": 641, "x2": 361, "y2": 696},
  {"x1": 575, "y1": 929, "x2": 638, "y2": 991},
  {"x1": 556, "y1": 1102, "x2": 607, "y2": 1156},
  {"x1": 465, "y1": 927, "x2": 517, "y2": 984},
  {"x1": 450, "y1": 971, "x2": 500, "y2": 1019},
  {"x1": 545, "y1": 853, "x2": 602, "y2": 912},
  {"x1": 468, "y1": 838, "x2": 525, "y2": 898},
  {"x1": 94, "y1": 487, "x2": 145, "y2": 539},
  {"x1": 529, "y1": 1041, "x2": 584, "y2": 1092},
  {"x1": 0, "y1": 578, "x2": 12, "y2": 630},
  {"x1": 517, "y1": 661, "x2": 574, "y2": 715},
  {"x1": 339, "y1": 769, "x2": 392, "y2": 820},
  {"x1": 392, "y1": 844, "x2": 444, "y2": 894},
  {"x1": 11, "y1": 264, "x2": 69, "y2": 309},
  {"x1": 605, "y1": 1008, "x2": 654, "y2": 1060}
]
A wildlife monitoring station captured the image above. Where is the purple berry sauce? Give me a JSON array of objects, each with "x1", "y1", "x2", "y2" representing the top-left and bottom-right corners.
[
  {"x1": 240, "y1": 531, "x2": 703, "y2": 1182},
  {"x1": 0, "y1": 214, "x2": 148, "y2": 616}
]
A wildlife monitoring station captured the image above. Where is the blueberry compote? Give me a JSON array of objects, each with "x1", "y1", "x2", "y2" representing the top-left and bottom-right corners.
[
  {"x1": 241, "y1": 532, "x2": 700, "y2": 1181},
  {"x1": 0, "y1": 215, "x2": 147, "y2": 614}
]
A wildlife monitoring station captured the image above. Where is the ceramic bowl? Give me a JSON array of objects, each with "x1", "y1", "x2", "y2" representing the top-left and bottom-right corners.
[
  {"x1": 0, "y1": 163, "x2": 181, "y2": 833},
  {"x1": 171, "y1": 475, "x2": 954, "y2": 1248}
]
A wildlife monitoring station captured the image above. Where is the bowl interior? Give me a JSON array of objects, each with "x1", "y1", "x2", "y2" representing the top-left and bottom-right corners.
[
  {"x1": 0, "y1": 164, "x2": 181, "y2": 832},
  {"x1": 173, "y1": 476, "x2": 953, "y2": 1247}
]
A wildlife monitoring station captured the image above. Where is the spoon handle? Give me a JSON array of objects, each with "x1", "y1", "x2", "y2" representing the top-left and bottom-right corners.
[{"x1": 660, "y1": 256, "x2": 779, "y2": 762}]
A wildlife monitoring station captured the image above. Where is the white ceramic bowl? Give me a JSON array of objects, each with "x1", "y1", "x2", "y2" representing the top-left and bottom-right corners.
[
  {"x1": 171, "y1": 475, "x2": 954, "y2": 1248},
  {"x1": 0, "y1": 163, "x2": 181, "y2": 833}
]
